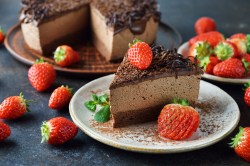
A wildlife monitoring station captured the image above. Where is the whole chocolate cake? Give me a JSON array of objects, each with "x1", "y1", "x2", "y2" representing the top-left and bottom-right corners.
[{"x1": 109, "y1": 46, "x2": 203, "y2": 127}]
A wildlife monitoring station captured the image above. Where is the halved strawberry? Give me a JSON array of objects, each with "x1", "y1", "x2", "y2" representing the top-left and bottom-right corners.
[
  {"x1": 158, "y1": 98, "x2": 200, "y2": 140},
  {"x1": 230, "y1": 33, "x2": 246, "y2": 41}
]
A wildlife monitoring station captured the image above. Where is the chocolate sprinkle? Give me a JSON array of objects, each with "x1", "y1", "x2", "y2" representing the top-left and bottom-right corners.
[
  {"x1": 92, "y1": 0, "x2": 161, "y2": 34},
  {"x1": 110, "y1": 46, "x2": 203, "y2": 89},
  {"x1": 20, "y1": 0, "x2": 89, "y2": 25}
]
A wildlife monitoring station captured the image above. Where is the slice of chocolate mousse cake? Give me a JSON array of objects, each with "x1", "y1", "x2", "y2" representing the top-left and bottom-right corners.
[
  {"x1": 20, "y1": 0, "x2": 90, "y2": 55},
  {"x1": 109, "y1": 46, "x2": 203, "y2": 128},
  {"x1": 90, "y1": 0, "x2": 160, "y2": 61}
]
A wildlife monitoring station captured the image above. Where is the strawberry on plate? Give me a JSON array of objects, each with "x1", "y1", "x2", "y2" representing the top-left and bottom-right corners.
[
  {"x1": 213, "y1": 58, "x2": 245, "y2": 78},
  {"x1": 41, "y1": 117, "x2": 78, "y2": 145},
  {"x1": 49, "y1": 85, "x2": 73, "y2": 110},
  {"x1": 243, "y1": 81, "x2": 250, "y2": 107},
  {"x1": 127, "y1": 39, "x2": 153, "y2": 70},
  {"x1": 195, "y1": 17, "x2": 216, "y2": 35},
  {"x1": 242, "y1": 54, "x2": 250, "y2": 76},
  {"x1": 199, "y1": 55, "x2": 220, "y2": 74},
  {"x1": 54, "y1": 45, "x2": 81, "y2": 67},
  {"x1": 230, "y1": 33, "x2": 246, "y2": 41},
  {"x1": 28, "y1": 58, "x2": 56, "y2": 92},
  {"x1": 214, "y1": 41, "x2": 239, "y2": 60},
  {"x1": 230, "y1": 127, "x2": 250, "y2": 162},
  {"x1": 0, "y1": 121, "x2": 11, "y2": 141},
  {"x1": 158, "y1": 98, "x2": 200, "y2": 140},
  {"x1": 0, "y1": 27, "x2": 4, "y2": 44},
  {"x1": 188, "y1": 31, "x2": 224, "y2": 48},
  {"x1": 189, "y1": 41, "x2": 213, "y2": 60},
  {"x1": 228, "y1": 38, "x2": 247, "y2": 56},
  {"x1": 0, "y1": 93, "x2": 31, "y2": 120}
]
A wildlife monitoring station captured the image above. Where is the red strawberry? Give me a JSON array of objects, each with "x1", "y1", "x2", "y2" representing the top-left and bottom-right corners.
[
  {"x1": 0, "y1": 27, "x2": 4, "y2": 44},
  {"x1": 127, "y1": 39, "x2": 153, "y2": 70},
  {"x1": 244, "y1": 81, "x2": 250, "y2": 107},
  {"x1": 213, "y1": 58, "x2": 245, "y2": 78},
  {"x1": 0, "y1": 121, "x2": 11, "y2": 141},
  {"x1": 189, "y1": 41, "x2": 213, "y2": 59},
  {"x1": 228, "y1": 38, "x2": 247, "y2": 56},
  {"x1": 199, "y1": 56, "x2": 220, "y2": 74},
  {"x1": 0, "y1": 93, "x2": 30, "y2": 120},
  {"x1": 189, "y1": 31, "x2": 224, "y2": 48},
  {"x1": 230, "y1": 33, "x2": 246, "y2": 41},
  {"x1": 230, "y1": 127, "x2": 250, "y2": 162},
  {"x1": 195, "y1": 17, "x2": 216, "y2": 35},
  {"x1": 54, "y1": 45, "x2": 81, "y2": 67},
  {"x1": 158, "y1": 98, "x2": 200, "y2": 140},
  {"x1": 214, "y1": 41, "x2": 239, "y2": 60},
  {"x1": 49, "y1": 85, "x2": 73, "y2": 110},
  {"x1": 41, "y1": 117, "x2": 78, "y2": 145},
  {"x1": 28, "y1": 59, "x2": 56, "y2": 92}
]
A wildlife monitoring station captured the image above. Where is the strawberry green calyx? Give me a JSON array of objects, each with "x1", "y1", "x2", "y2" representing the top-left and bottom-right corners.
[
  {"x1": 173, "y1": 98, "x2": 189, "y2": 106},
  {"x1": 214, "y1": 42, "x2": 234, "y2": 60},
  {"x1": 195, "y1": 41, "x2": 213, "y2": 60},
  {"x1": 229, "y1": 126, "x2": 244, "y2": 148},
  {"x1": 242, "y1": 58, "x2": 249, "y2": 77},
  {"x1": 243, "y1": 80, "x2": 250, "y2": 91},
  {"x1": 128, "y1": 38, "x2": 141, "y2": 48},
  {"x1": 35, "y1": 58, "x2": 45, "y2": 64},
  {"x1": 198, "y1": 55, "x2": 210, "y2": 69},
  {"x1": 19, "y1": 92, "x2": 32, "y2": 112},
  {"x1": 0, "y1": 27, "x2": 4, "y2": 34},
  {"x1": 41, "y1": 121, "x2": 50, "y2": 143},
  {"x1": 63, "y1": 85, "x2": 73, "y2": 95},
  {"x1": 54, "y1": 47, "x2": 66, "y2": 62}
]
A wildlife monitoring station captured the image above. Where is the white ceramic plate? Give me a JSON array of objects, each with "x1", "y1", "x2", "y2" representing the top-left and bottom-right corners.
[
  {"x1": 178, "y1": 42, "x2": 250, "y2": 84},
  {"x1": 69, "y1": 74, "x2": 240, "y2": 153}
]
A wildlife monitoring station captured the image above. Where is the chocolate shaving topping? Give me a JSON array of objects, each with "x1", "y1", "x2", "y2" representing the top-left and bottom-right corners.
[
  {"x1": 20, "y1": 0, "x2": 89, "y2": 25},
  {"x1": 110, "y1": 45, "x2": 203, "y2": 89},
  {"x1": 92, "y1": 0, "x2": 161, "y2": 35}
]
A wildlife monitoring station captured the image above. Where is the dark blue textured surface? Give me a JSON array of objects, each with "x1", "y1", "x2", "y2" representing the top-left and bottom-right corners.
[{"x1": 0, "y1": 0, "x2": 250, "y2": 165}]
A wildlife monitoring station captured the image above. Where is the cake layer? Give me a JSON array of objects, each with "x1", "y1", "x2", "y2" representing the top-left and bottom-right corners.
[
  {"x1": 21, "y1": 6, "x2": 89, "y2": 55},
  {"x1": 110, "y1": 75, "x2": 201, "y2": 127},
  {"x1": 90, "y1": 0, "x2": 160, "y2": 61}
]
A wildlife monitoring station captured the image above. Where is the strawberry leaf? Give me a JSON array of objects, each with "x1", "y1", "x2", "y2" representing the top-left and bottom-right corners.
[
  {"x1": 94, "y1": 105, "x2": 110, "y2": 123},
  {"x1": 99, "y1": 94, "x2": 109, "y2": 104},
  {"x1": 173, "y1": 97, "x2": 189, "y2": 106},
  {"x1": 84, "y1": 101, "x2": 96, "y2": 112},
  {"x1": 92, "y1": 94, "x2": 99, "y2": 102}
]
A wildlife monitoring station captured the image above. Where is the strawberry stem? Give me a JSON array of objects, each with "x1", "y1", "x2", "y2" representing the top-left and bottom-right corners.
[
  {"x1": 35, "y1": 58, "x2": 45, "y2": 64},
  {"x1": 214, "y1": 42, "x2": 234, "y2": 60},
  {"x1": 242, "y1": 58, "x2": 249, "y2": 77},
  {"x1": 243, "y1": 80, "x2": 250, "y2": 91},
  {"x1": 128, "y1": 38, "x2": 141, "y2": 48},
  {"x1": 41, "y1": 121, "x2": 50, "y2": 143},
  {"x1": 0, "y1": 26, "x2": 4, "y2": 34},
  {"x1": 54, "y1": 47, "x2": 66, "y2": 62},
  {"x1": 229, "y1": 126, "x2": 244, "y2": 148},
  {"x1": 19, "y1": 92, "x2": 33, "y2": 112},
  {"x1": 62, "y1": 85, "x2": 73, "y2": 95},
  {"x1": 173, "y1": 98, "x2": 189, "y2": 106}
]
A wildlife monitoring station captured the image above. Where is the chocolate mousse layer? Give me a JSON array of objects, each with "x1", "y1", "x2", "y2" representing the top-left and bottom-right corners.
[
  {"x1": 91, "y1": 0, "x2": 160, "y2": 35},
  {"x1": 110, "y1": 46, "x2": 203, "y2": 89},
  {"x1": 20, "y1": 0, "x2": 90, "y2": 25}
]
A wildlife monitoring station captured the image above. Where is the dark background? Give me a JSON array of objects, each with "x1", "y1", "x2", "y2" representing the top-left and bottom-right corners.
[{"x1": 0, "y1": 0, "x2": 250, "y2": 165}]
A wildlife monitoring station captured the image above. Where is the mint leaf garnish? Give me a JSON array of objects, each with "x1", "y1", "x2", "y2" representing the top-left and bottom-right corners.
[
  {"x1": 84, "y1": 101, "x2": 96, "y2": 112},
  {"x1": 94, "y1": 105, "x2": 110, "y2": 122},
  {"x1": 84, "y1": 93, "x2": 111, "y2": 123}
]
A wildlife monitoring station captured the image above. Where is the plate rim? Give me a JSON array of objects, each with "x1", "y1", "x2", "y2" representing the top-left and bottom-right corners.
[
  {"x1": 4, "y1": 22, "x2": 182, "y2": 75},
  {"x1": 69, "y1": 74, "x2": 240, "y2": 153},
  {"x1": 177, "y1": 42, "x2": 250, "y2": 84}
]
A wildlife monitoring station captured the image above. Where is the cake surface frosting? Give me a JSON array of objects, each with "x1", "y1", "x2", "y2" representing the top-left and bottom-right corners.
[
  {"x1": 20, "y1": 0, "x2": 89, "y2": 25},
  {"x1": 110, "y1": 46, "x2": 203, "y2": 89},
  {"x1": 91, "y1": 0, "x2": 160, "y2": 34}
]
